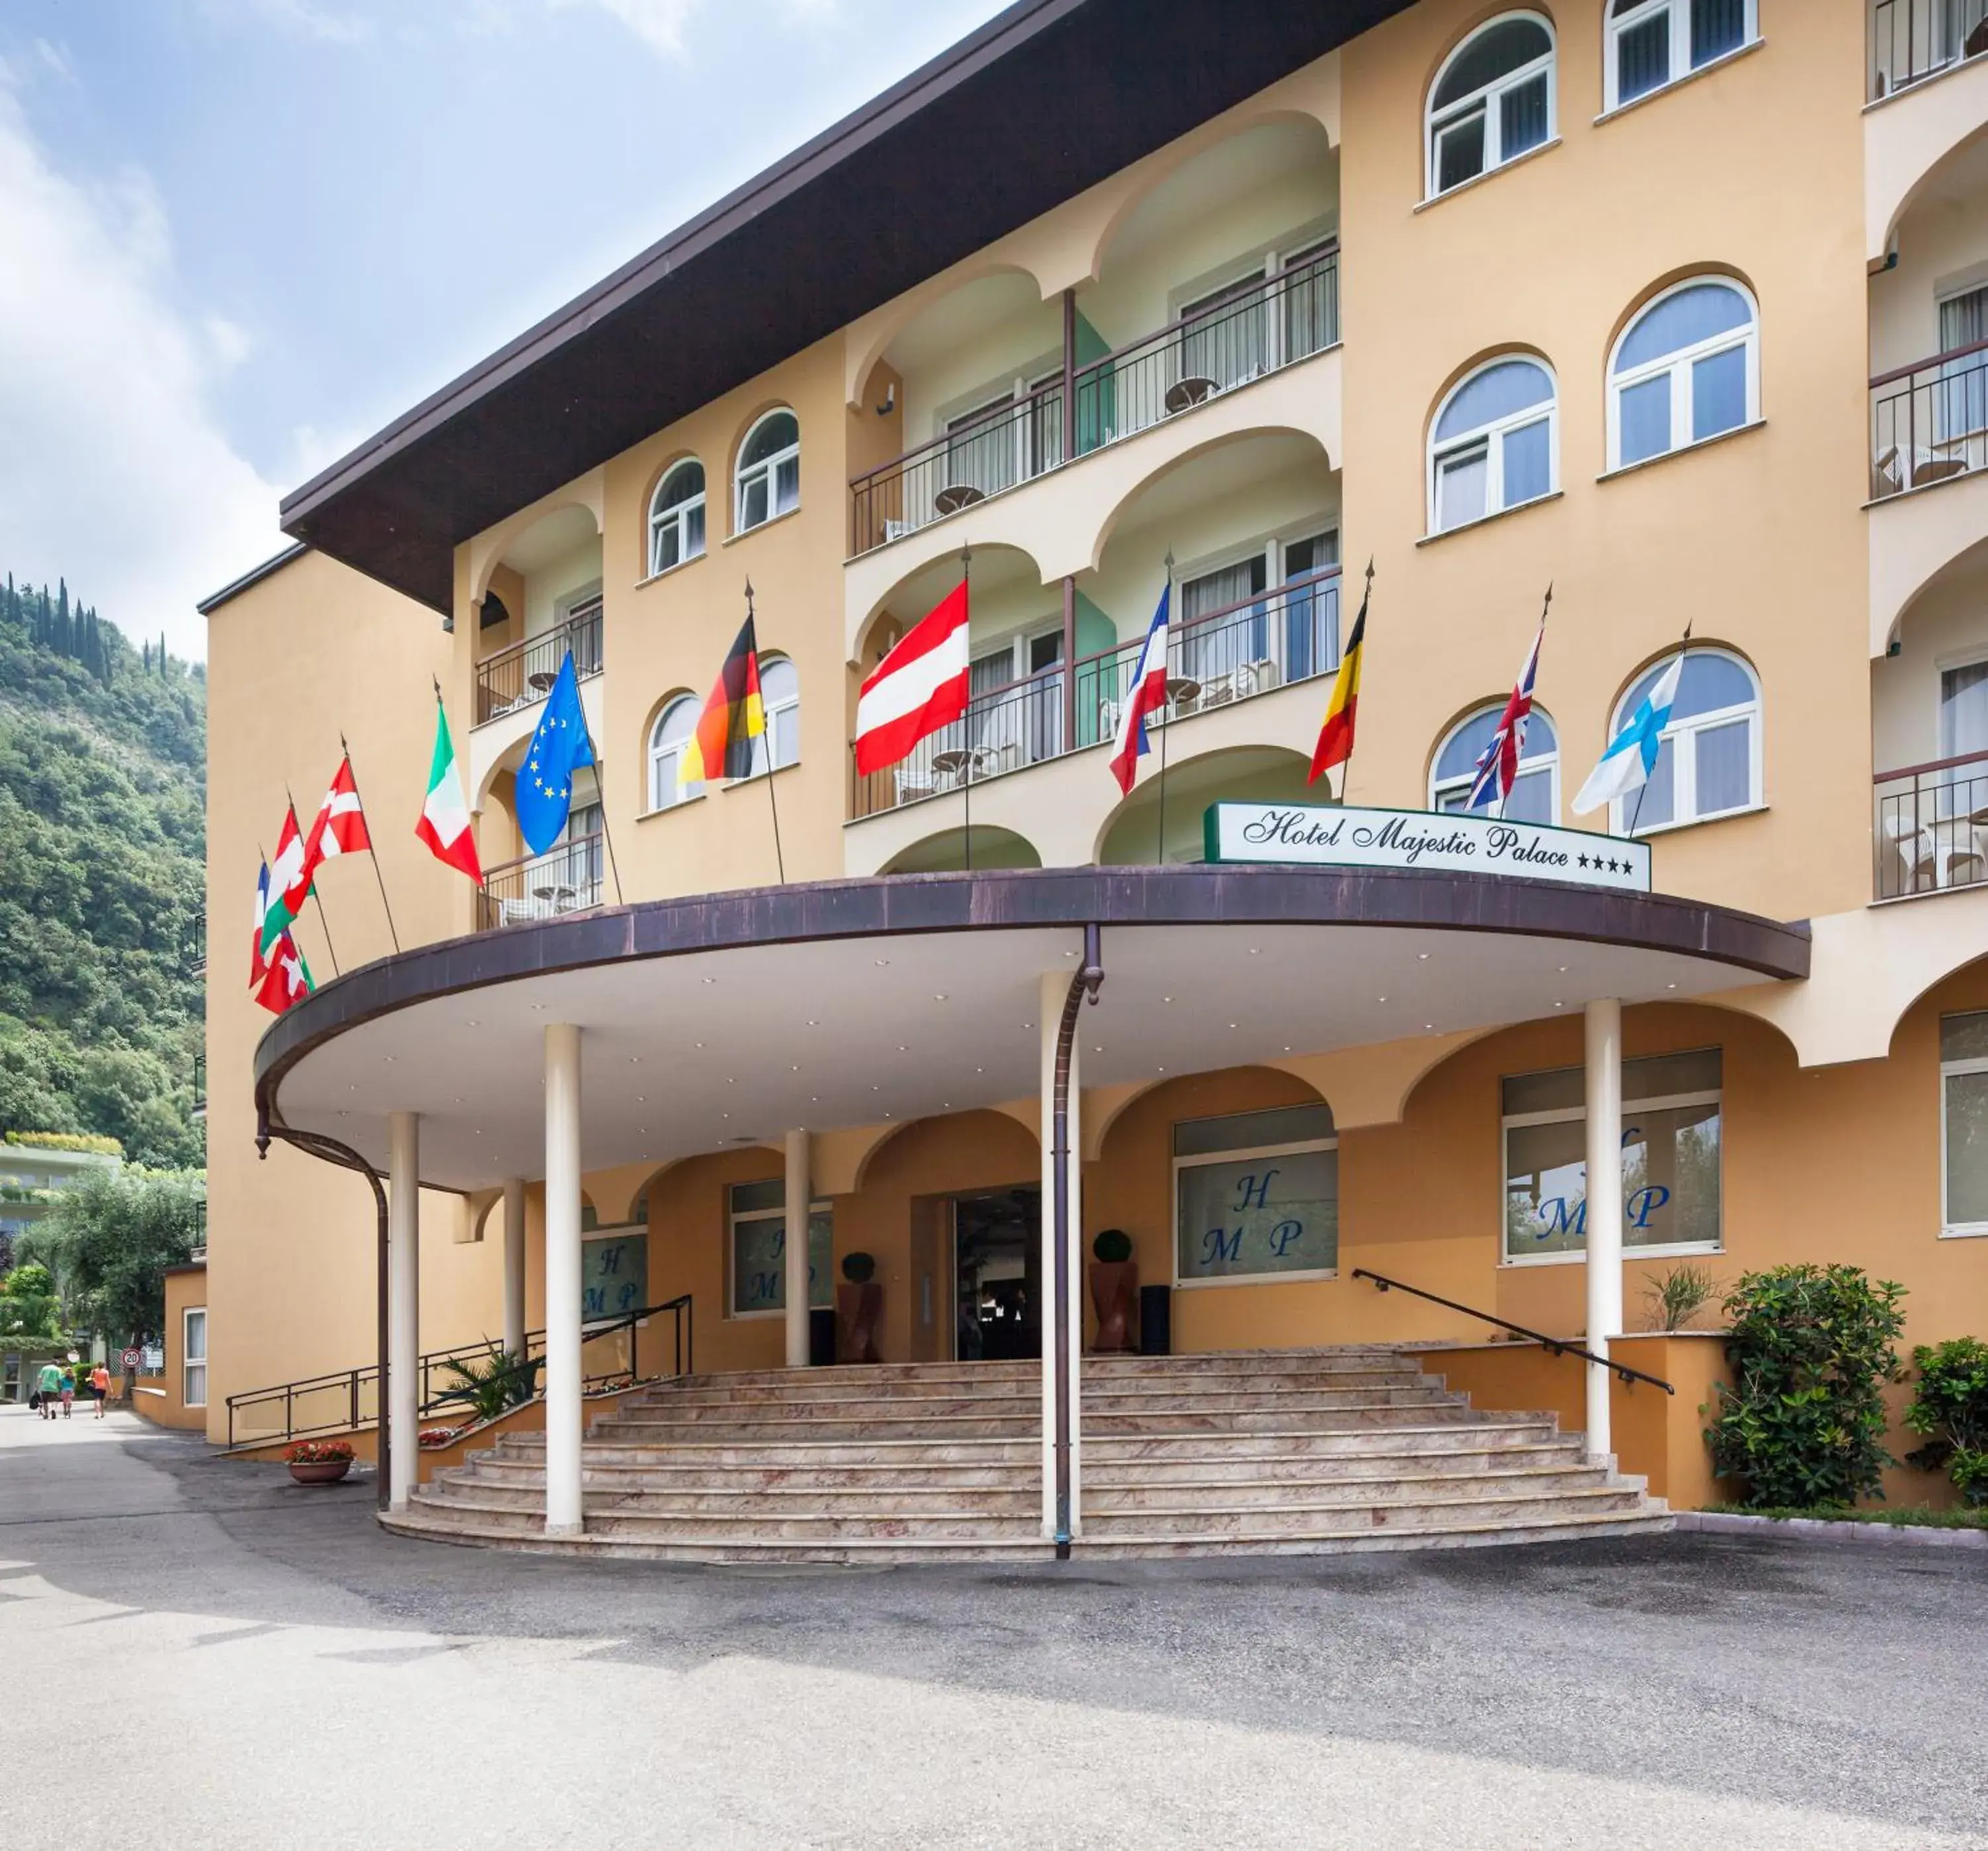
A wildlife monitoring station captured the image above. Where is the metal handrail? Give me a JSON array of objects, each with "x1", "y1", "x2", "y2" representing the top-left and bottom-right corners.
[
  {"x1": 1871, "y1": 0, "x2": 1988, "y2": 101},
  {"x1": 1873, "y1": 743, "x2": 1988, "y2": 784},
  {"x1": 1869, "y1": 333, "x2": 1988, "y2": 393},
  {"x1": 1349, "y1": 1267, "x2": 1675, "y2": 1394},
  {"x1": 473, "y1": 603, "x2": 603, "y2": 723},
  {"x1": 420, "y1": 1296, "x2": 693, "y2": 1416}
]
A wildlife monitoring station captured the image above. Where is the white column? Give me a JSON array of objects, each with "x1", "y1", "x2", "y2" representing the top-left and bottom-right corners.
[
  {"x1": 1037, "y1": 971, "x2": 1083, "y2": 1542},
  {"x1": 1584, "y1": 999, "x2": 1625, "y2": 1462},
  {"x1": 502, "y1": 1176, "x2": 527, "y2": 1364},
  {"x1": 784, "y1": 1129, "x2": 811, "y2": 1369},
  {"x1": 543, "y1": 1024, "x2": 584, "y2": 1537},
  {"x1": 386, "y1": 1111, "x2": 419, "y2": 1513}
]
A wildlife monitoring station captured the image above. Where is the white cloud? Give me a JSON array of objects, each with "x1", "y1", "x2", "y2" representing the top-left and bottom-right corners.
[
  {"x1": 0, "y1": 68, "x2": 284, "y2": 661},
  {"x1": 547, "y1": 0, "x2": 702, "y2": 59},
  {"x1": 201, "y1": 0, "x2": 374, "y2": 44}
]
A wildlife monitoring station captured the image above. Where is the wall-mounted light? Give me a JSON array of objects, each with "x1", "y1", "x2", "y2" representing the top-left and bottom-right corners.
[{"x1": 875, "y1": 382, "x2": 896, "y2": 416}]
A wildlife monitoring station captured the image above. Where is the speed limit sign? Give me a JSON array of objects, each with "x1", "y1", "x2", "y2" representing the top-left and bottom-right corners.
[{"x1": 121, "y1": 1348, "x2": 140, "y2": 1371}]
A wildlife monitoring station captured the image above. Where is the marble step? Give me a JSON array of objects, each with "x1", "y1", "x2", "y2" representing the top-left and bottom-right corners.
[
  {"x1": 655, "y1": 1349, "x2": 1412, "y2": 1394},
  {"x1": 608, "y1": 1385, "x2": 1460, "y2": 1425},
  {"x1": 639, "y1": 1367, "x2": 1432, "y2": 1408}
]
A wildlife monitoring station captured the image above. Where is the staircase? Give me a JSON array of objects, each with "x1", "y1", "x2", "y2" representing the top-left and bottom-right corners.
[{"x1": 383, "y1": 1349, "x2": 1669, "y2": 1563}]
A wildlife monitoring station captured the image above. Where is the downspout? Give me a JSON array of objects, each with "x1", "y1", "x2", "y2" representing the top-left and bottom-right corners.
[
  {"x1": 1052, "y1": 922, "x2": 1104, "y2": 1559},
  {"x1": 257, "y1": 1108, "x2": 392, "y2": 1513}
]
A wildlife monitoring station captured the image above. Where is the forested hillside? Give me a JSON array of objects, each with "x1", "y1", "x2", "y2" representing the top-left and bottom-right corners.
[{"x1": 0, "y1": 574, "x2": 205, "y2": 1167}]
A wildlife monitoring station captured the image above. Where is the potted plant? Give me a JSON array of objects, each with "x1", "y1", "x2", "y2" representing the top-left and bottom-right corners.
[
  {"x1": 284, "y1": 1438, "x2": 355, "y2": 1485},
  {"x1": 1089, "y1": 1228, "x2": 1138, "y2": 1353},
  {"x1": 836, "y1": 1251, "x2": 883, "y2": 1364}
]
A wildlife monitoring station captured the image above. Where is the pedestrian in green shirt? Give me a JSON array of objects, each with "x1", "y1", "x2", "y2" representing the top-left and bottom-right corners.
[{"x1": 36, "y1": 1361, "x2": 62, "y2": 1421}]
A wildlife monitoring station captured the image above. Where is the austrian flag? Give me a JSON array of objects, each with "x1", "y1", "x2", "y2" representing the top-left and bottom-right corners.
[{"x1": 854, "y1": 581, "x2": 970, "y2": 776}]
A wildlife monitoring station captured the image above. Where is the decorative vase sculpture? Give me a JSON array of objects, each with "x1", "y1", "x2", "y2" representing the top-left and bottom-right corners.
[
  {"x1": 1088, "y1": 1228, "x2": 1139, "y2": 1353},
  {"x1": 836, "y1": 1251, "x2": 883, "y2": 1364}
]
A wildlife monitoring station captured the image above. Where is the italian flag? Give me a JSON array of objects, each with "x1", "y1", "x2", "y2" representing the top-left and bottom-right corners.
[{"x1": 415, "y1": 700, "x2": 483, "y2": 881}]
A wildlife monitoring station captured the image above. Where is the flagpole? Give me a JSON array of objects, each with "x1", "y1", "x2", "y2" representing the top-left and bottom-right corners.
[
  {"x1": 746, "y1": 582, "x2": 786, "y2": 886},
  {"x1": 1156, "y1": 551, "x2": 1174, "y2": 866},
  {"x1": 1337, "y1": 558, "x2": 1374, "y2": 804},
  {"x1": 569, "y1": 688, "x2": 625, "y2": 908},
  {"x1": 287, "y1": 784, "x2": 340, "y2": 978},
  {"x1": 338, "y1": 734, "x2": 401, "y2": 954},
  {"x1": 1626, "y1": 621, "x2": 1693, "y2": 839},
  {"x1": 959, "y1": 549, "x2": 973, "y2": 874},
  {"x1": 1495, "y1": 582, "x2": 1553, "y2": 823}
]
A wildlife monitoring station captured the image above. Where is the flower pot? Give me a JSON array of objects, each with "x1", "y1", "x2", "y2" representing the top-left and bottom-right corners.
[
  {"x1": 1089, "y1": 1259, "x2": 1139, "y2": 1353},
  {"x1": 288, "y1": 1458, "x2": 352, "y2": 1486}
]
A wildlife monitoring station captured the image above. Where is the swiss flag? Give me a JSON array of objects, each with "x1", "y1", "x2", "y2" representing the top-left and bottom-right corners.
[
  {"x1": 854, "y1": 581, "x2": 971, "y2": 776},
  {"x1": 300, "y1": 755, "x2": 369, "y2": 894}
]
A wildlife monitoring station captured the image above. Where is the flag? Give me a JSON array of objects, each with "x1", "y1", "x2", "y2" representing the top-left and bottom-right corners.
[
  {"x1": 1464, "y1": 615, "x2": 1546, "y2": 814},
  {"x1": 301, "y1": 755, "x2": 370, "y2": 892},
  {"x1": 1307, "y1": 579, "x2": 1368, "y2": 784},
  {"x1": 855, "y1": 581, "x2": 970, "y2": 776},
  {"x1": 681, "y1": 615, "x2": 765, "y2": 788},
  {"x1": 1107, "y1": 583, "x2": 1171, "y2": 795},
  {"x1": 1573, "y1": 649, "x2": 1687, "y2": 816},
  {"x1": 262, "y1": 803, "x2": 307, "y2": 954},
  {"x1": 515, "y1": 651, "x2": 598, "y2": 855},
  {"x1": 253, "y1": 929, "x2": 313, "y2": 1016},
  {"x1": 250, "y1": 858, "x2": 272, "y2": 988},
  {"x1": 415, "y1": 698, "x2": 483, "y2": 880}
]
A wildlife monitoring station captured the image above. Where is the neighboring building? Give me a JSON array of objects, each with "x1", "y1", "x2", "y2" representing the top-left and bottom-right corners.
[
  {"x1": 0, "y1": 1135, "x2": 121, "y2": 1267},
  {"x1": 203, "y1": 1, "x2": 1988, "y2": 1556}
]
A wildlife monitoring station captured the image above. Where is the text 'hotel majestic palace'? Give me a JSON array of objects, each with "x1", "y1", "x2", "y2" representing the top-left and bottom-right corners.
[{"x1": 194, "y1": 0, "x2": 1988, "y2": 1561}]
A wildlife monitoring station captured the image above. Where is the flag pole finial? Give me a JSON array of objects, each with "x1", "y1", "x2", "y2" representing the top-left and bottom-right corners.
[
  {"x1": 1364, "y1": 556, "x2": 1376, "y2": 589},
  {"x1": 431, "y1": 673, "x2": 443, "y2": 703}
]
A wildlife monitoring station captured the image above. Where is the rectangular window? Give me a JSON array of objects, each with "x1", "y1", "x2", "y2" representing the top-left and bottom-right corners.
[
  {"x1": 581, "y1": 1228, "x2": 649, "y2": 1326},
  {"x1": 1942, "y1": 1012, "x2": 1988, "y2": 1234},
  {"x1": 1618, "y1": 374, "x2": 1672, "y2": 466},
  {"x1": 1617, "y1": 13, "x2": 1672, "y2": 99},
  {"x1": 1500, "y1": 72, "x2": 1550, "y2": 158},
  {"x1": 1502, "y1": 1050, "x2": 1723, "y2": 1263},
  {"x1": 1174, "y1": 1104, "x2": 1338, "y2": 1285},
  {"x1": 1435, "y1": 110, "x2": 1486, "y2": 193},
  {"x1": 183, "y1": 1307, "x2": 207, "y2": 1408},
  {"x1": 1437, "y1": 443, "x2": 1490, "y2": 531},
  {"x1": 1691, "y1": 344, "x2": 1747, "y2": 442},
  {"x1": 1690, "y1": 0, "x2": 1746, "y2": 66},
  {"x1": 1502, "y1": 417, "x2": 1553, "y2": 507},
  {"x1": 728, "y1": 1178, "x2": 834, "y2": 1317}
]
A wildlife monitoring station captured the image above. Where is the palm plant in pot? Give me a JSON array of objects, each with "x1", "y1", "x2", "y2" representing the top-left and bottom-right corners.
[{"x1": 1089, "y1": 1228, "x2": 1138, "y2": 1353}]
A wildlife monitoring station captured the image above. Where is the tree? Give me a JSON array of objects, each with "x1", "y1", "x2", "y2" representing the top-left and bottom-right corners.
[
  {"x1": 21, "y1": 1167, "x2": 203, "y2": 1344},
  {"x1": 0, "y1": 1259, "x2": 64, "y2": 1342}
]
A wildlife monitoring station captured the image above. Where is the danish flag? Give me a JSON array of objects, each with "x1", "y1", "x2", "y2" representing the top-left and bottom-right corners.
[
  {"x1": 854, "y1": 580, "x2": 971, "y2": 776},
  {"x1": 1465, "y1": 612, "x2": 1546, "y2": 815},
  {"x1": 1108, "y1": 584, "x2": 1170, "y2": 794}
]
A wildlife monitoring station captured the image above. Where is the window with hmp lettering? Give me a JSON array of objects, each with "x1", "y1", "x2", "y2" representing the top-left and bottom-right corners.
[
  {"x1": 1501, "y1": 1049, "x2": 1722, "y2": 1264},
  {"x1": 1173, "y1": 1104, "x2": 1337, "y2": 1286},
  {"x1": 580, "y1": 1229, "x2": 649, "y2": 1325},
  {"x1": 728, "y1": 1178, "x2": 834, "y2": 1318}
]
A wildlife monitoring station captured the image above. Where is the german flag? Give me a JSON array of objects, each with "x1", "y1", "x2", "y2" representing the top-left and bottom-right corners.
[
  {"x1": 1307, "y1": 578, "x2": 1367, "y2": 785},
  {"x1": 681, "y1": 615, "x2": 767, "y2": 786}
]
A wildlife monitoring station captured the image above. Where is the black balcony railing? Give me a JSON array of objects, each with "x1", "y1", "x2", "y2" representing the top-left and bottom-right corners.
[
  {"x1": 1871, "y1": 0, "x2": 1988, "y2": 97},
  {"x1": 1871, "y1": 339, "x2": 1988, "y2": 498},
  {"x1": 848, "y1": 246, "x2": 1340, "y2": 558},
  {"x1": 477, "y1": 834, "x2": 607, "y2": 930},
  {"x1": 1875, "y1": 748, "x2": 1988, "y2": 898},
  {"x1": 474, "y1": 600, "x2": 603, "y2": 725},
  {"x1": 192, "y1": 1054, "x2": 207, "y2": 1120},
  {"x1": 852, "y1": 568, "x2": 1342, "y2": 820},
  {"x1": 185, "y1": 908, "x2": 206, "y2": 979}
]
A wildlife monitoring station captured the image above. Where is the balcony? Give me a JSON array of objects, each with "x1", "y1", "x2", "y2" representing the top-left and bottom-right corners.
[
  {"x1": 1870, "y1": 339, "x2": 1988, "y2": 498},
  {"x1": 192, "y1": 1053, "x2": 206, "y2": 1121},
  {"x1": 852, "y1": 567, "x2": 1341, "y2": 820},
  {"x1": 185, "y1": 907, "x2": 206, "y2": 980},
  {"x1": 1871, "y1": 0, "x2": 1988, "y2": 99},
  {"x1": 1875, "y1": 748, "x2": 1988, "y2": 897},
  {"x1": 477, "y1": 835, "x2": 607, "y2": 931},
  {"x1": 849, "y1": 247, "x2": 1340, "y2": 559},
  {"x1": 473, "y1": 600, "x2": 603, "y2": 728}
]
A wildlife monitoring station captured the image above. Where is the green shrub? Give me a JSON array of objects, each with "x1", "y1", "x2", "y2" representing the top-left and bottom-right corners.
[
  {"x1": 1903, "y1": 1337, "x2": 1988, "y2": 1508},
  {"x1": 1092, "y1": 1228, "x2": 1133, "y2": 1265},
  {"x1": 1705, "y1": 1264, "x2": 1906, "y2": 1510},
  {"x1": 436, "y1": 1344, "x2": 537, "y2": 1424}
]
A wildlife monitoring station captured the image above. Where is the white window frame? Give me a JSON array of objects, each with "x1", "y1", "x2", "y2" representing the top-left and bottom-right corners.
[
  {"x1": 1428, "y1": 358, "x2": 1559, "y2": 535},
  {"x1": 1607, "y1": 278, "x2": 1760, "y2": 471},
  {"x1": 732, "y1": 653, "x2": 801, "y2": 782},
  {"x1": 182, "y1": 1306, "x2": 207, "y2": 1408},
  {"x1": 734, "y1": 409, "x2": 801, "y2": 535},
  {"x1": 1501, "y1": 1065, "x2": 1725, "y2": 1269},
  {"x1": 1604, "y1": 0, "x2": 1758, "y2": 112},
  {"x1": 645, "y1": 694, "x2": 702, "y2": 813},
  {"x1": 1172, "y1": 1131, "x2": 1341, "y2": 1289},
  {"x1": 1430, "y1": 703, "x2": 1561, "y2": 819},
  {"x1": 646, "y1": 459, "x2": 706, "y2": 578},
  {"x1": 1608, "y1": 647, "x2": 1763, "y2": 835},
  {"x1": 726, "y1": 1189, "x2": 834, "y2": 1320},
  {"x1": 1941, "y1": 1011, "x2": 1988, "y2": 1237},
  {"x1": 1425, "y1": 12, "x2": 1558, "y2": 200}
]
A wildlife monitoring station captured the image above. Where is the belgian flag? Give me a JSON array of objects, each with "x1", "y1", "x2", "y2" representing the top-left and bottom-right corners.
[
  {"x1": 681, "y1": 614, "x2": 767, "y2": 786},
  {"x1": 1307, "y1": 575, "x2": 1368, "y2": 785}
]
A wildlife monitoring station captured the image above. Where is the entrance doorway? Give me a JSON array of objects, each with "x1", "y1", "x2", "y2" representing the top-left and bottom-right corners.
[{"x1": 952, "y1": 1187, "x2": 1040, "y2": 1361}]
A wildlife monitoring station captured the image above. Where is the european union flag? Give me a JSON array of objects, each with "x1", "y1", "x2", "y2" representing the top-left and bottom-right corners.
[{"x1": 515, "y1": 650, "x2": 596, "y2": 855}]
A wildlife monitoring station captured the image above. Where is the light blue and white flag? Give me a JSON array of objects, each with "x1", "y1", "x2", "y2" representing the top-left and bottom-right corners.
[{"x1": 1573, "y1": 649, "x2": 1686, "y2": 816}]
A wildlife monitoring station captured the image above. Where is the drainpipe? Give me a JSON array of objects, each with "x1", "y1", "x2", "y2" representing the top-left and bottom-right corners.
[
  {"x1": 1051, "y1": 923, "x2": 1104, "y2": 1559},
  {"x1": 257, "y1": 1110, "x2": 391, "y2": 1512}
]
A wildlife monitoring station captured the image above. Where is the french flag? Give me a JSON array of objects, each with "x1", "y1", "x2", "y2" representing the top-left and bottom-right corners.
[
  {"x1": 855, "y1": 580, "x2": 971, "y2": 776},
  {"x1": 1465, "y1": 615, "x2": 1545, "y2": 814},
  {"x1": 1109, "y1": 584, "x2": 1171, "y2": 795}
]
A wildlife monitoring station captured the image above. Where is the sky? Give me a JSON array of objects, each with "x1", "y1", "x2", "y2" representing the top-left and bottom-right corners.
[{"x1": 0, "y1": 0, "x2": 1009, "y2": 659}]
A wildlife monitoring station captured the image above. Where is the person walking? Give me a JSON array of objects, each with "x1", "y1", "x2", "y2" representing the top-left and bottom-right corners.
[
  {"x1": 59, "y1": 1365, "x2": 76, "y2": 1419},
  {"x1": 89, "y1": 1361, "x2": 110, "y2": 1418},
  {"x1": 36, "y1": 1360, "x2": 62, "y2": 1421}
]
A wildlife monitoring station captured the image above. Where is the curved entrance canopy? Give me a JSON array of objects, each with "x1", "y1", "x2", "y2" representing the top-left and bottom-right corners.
[{"x1": 254, "y1": 867, "x2": 1808, "y2": 1192}]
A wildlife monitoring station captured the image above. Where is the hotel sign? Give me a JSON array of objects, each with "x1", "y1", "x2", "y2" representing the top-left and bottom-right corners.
[{"x1": 1204, "y1": 803, "x2": 1652, "y2": 894}]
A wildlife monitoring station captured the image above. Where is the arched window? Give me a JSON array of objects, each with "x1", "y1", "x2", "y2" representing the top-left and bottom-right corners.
[
  {"x1": 647, "y1": 694, "x2": 701, "y2": 811},
  {"x1": 1431, "y1": 704, "x2": 1559, "y2": 823},
  {"x1": 1606, "y1": 0, "x2": 1754, "y2": 112},
  {"x1": 647, "y1": 460, "x2": 706, "y2": 576},
  {"x1": 741, "y1": 654, "x2": 801, "y2": 776},
  {"x1": 1426, "y1": 14, "x2": 1556, "y2": 198},
  {"x1": 1429, "y1": 358, "x2": 1557, "y2": 534},
  {"x1": 1610, "y1": 648, "x2": 1761, "y2": 832},
  {"x1": 735, "y1": 410, "x2": 801, "y2": 533},
  {"x1": 1609, "y1": 279, "x2": 1758, "y2": 470}
]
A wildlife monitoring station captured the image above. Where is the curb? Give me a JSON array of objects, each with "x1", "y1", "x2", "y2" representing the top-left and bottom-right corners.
[{"x1": 1676, "y1": 1510, "x2": 1988, "y2": 1551}]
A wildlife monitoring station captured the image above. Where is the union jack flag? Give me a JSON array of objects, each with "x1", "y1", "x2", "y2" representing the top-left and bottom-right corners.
[{"x1": 1465, "y1": 607, "x2": 1548, "y2": 815}]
